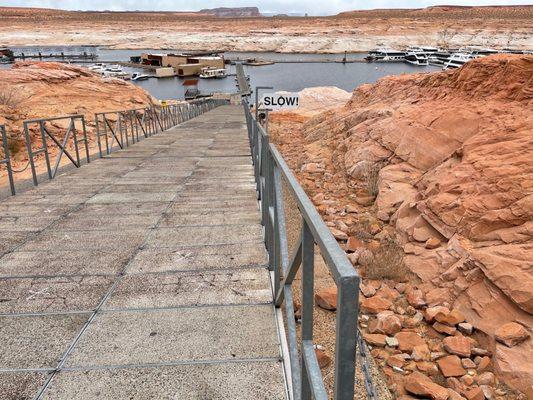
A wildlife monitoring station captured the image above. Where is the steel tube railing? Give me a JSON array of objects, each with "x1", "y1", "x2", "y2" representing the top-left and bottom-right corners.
[
  {"x1": 2, "y1": 98, "x2": 227, "y2": 195},
  {"x1": 23, "y1": 115, "x2": 89, "y2": 186},
  {"x1": 0, "y1": 125, "x2": 15, "y2": 195},
  {"x1": 243, "y1": 100, "x2": 362, "y2": 400}
]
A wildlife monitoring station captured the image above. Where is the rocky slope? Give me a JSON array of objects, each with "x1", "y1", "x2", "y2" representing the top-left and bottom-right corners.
[
  {"x1": 0, "y1": 6, "x2": 531, "y2": 52},
  {"x1": 269, "y1": 54, "x2": 532, "y2": 398},
  {"x1": 0, "y1": 62, "x2": 155, "y2": 178}
]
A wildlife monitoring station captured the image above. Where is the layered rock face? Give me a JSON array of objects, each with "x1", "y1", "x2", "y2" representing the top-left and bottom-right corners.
[
  {"x1": 270, "y1": 55, "x2": 532, "y2": 396},
  {"x1": 199, "y1": 7, "x2": 261, "y2": 17}
]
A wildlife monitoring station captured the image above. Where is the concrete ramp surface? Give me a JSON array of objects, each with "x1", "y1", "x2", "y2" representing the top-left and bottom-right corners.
[{"x1": 0, "y1": 106, "x2": 288, "y2": 399}]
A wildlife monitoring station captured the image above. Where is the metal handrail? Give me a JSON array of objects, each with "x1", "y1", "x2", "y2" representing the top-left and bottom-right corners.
[
  {"x1": 0, "y1": 125, "x2": 15, "y2": 195},
  {"x1": 243, "y1": 100, "x2": 361, "y2": 400},
  {"x1": 23, "y1": 115, "x2": 90, "y2": 186},
  {"x1": 2, "y1": 98, "x2": 228, "y2": 194}
]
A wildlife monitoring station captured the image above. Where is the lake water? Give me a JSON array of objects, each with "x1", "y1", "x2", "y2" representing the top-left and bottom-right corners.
[{"x1": 6, "y1": 46, "x2": 441, "y2": 100}]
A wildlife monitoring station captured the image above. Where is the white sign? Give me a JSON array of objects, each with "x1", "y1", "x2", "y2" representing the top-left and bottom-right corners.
[{"x1": 260, "y1": 93, "x2": 299, "y2": 110}]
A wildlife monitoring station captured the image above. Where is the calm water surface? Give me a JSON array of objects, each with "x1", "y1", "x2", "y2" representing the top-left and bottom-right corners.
[{"x1": 7, "y1": 46, "x2": 441, "y2": 100}]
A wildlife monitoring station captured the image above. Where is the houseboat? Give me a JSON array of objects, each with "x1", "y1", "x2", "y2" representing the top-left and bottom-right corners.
[
  {"x1": 443, "y1": 52, "x2": 475, "y2": 69},
  {"x1": 365, "y1": 49, "x2": 406, "y2": 62},
  {"x1": 199, "y1": 67, "x2": 227, "y2": 79},
  {"x1": 404, "y1": 51, "x2": 429, "y2": 66}
]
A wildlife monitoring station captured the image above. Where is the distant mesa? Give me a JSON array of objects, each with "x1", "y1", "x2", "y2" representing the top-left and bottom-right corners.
[{"x1": 199, "y1": 7, "x2": 261, "y2": 18}]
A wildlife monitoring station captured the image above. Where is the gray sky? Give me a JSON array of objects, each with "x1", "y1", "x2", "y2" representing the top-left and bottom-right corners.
[{"x1": 1, "y1": 0, "x2": 531, "y2": 16}]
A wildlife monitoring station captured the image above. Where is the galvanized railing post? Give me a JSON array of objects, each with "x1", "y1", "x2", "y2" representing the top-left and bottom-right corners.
[
  {"x1": 301, "y1": 220, "x2": 314, "y2": 400},
  {"x1": 0, "y1": 125, "x2": 16, "y2": 195},
  {"x1": 39, "y1": 121, "x2": 53, "y2": 180}
]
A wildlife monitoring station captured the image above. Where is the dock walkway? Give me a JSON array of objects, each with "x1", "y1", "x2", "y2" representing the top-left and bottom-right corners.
[{"x1": 0, "y1": 105, "x2": 288, "y2": 399}]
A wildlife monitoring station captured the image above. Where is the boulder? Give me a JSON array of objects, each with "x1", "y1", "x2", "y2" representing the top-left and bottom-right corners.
[
  {"x1": 425, "y1": 306, "x2": 451, "y2": 323},
  {"x1": 387, "y1": 354, "x2": 406, "y2": 368},
  {"x1": 315, "y1": 286, "x2": 337, "y2": 310},
  {"x1": 404, "y1": 371, "x2": 450, "y2": 400},
  {"x1": 458, "y1": 323, "x2": 474, "y2": 335},
  {"x1": 443, "y1": 336, "x2": 472, "y2": 357},
  {"x1": 315, "y1": 347, "x2": 331, "y2": 369},
  {"x1": 465, "y1": 387, "x2": 484, "y2": 400},
  {"x1": 435, "y1": 309, "x2": 466, "y2": 326},
  {"x1": 475, "y1": 372, "x2": 495, "y2": 385},
  {"x1": 395, "y1": 331, "x2": 426, "y2": 352},
  {"x1": 412, "y1": 344, "x2": 431, "y2": 361},
  {"x1": 360, "y1": 295, "x2": 392, "y2": 314},
  {"x1": 363, "y1": 333, "x2": 387, "y2": 347},
  {"x1": 346, "y1": 236, "x2": 364, "y2": 252},
  {"x1": 368, "y1": 311, "x2": 402, "y2": 335},
  {"x1": 406, "y1": 289, "x2": 426, "y2": 308},
  {"x1": 437, "y1": 355, "x2": 467, "y2": 377},
  {"x1": 433, "y1": 321, "x2": 457, "y2": 335},
  {"x1": 494, "y1": 322, "x2": 530, "y2": 347},
  {"x1": 330, "y1": 227, "x2": 348, "y2": 241}
]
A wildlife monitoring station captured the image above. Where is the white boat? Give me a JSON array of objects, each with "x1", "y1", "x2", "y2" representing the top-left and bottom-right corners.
[
  {"x1": 131, "y1": 72, "x2": 150, "y2": 81},
  {"x1": 89, "y1": 63, "x2": 106, "y2": 72},
  {"x1": 365, "y1": 48, "x2": 406, "y2": 62},
  {"x1": 404, "y1": 51, "x2": 429, "y2": 66},
  {"x1": 105, "y1": 64, "x2": 123, "y2": 73},
  {"x1": 443, "y1": 52, "x2": 475, "y2": 69},
  {"x1": 199, "y1": 68, "x2": 227, "y2": 79}
]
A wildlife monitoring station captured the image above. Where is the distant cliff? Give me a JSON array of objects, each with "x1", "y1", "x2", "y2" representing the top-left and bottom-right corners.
[{"x1": 199, "y1": 7, "x2": 261, "y2": 17}]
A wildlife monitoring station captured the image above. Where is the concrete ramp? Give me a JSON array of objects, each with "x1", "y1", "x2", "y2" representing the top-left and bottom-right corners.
[{"x1": 0, "y1": 106, "x2": 287, "y2": 399}]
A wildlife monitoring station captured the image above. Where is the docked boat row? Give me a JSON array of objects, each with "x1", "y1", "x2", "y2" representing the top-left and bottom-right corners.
[
  {"x1": 88, "y1": 63, "x2": 228, "y2": 80},
  {"x1": 365, "y1": 46, "x2": 532, "y2": 69}
]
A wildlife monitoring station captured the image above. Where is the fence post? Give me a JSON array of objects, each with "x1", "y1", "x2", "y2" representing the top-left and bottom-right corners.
[{"x1": 0, "y1": 125, "x2": 15, "y2": 195}]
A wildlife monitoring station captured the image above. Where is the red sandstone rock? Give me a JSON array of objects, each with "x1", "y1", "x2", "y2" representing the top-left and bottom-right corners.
[
  {"x1": 465, "y1": 387, "x2": 484, "y2": 400},
  {"x1": 435, "y1": 309, "x2": 466, "y2": 327},
  {"x1": 270, "y1": 55, "x2": 533, "y2": 393},
  {"x1": 369, "y1": 311, "x2": 402, "y2": 335},
  {"x1": 437, "y1": 355, "x2": 467, "y2": 377},
  {"x1": 346, "y1": 236, "x2": 364, "y2": 252},
  {"x1": 406, "y1": 289, "x2": 426, "y2": 309},
  {"x1": 404, "y1": 371, "x2": 449, "y2": 400},
  {"x1": 395, "y1": 331, "x2": 426, "y2": 352},
  {"x1": 315, "y1": 348, "x2": 331, "y2": 369},
  {"x1": 315, "y1": 286, "x2": 338, "y2": 310},
  {"x1": 387, "y1": 354, "x2": 406, "y2": 368},
  {"x1": 363, "y1": 333, "x2": 387, "y2": 347},
  {"x1": 443, "y1": 336, "x2": 472, "y2": 357},
  {"x1": 433, "y1": 321, "x2": 457, "y2": 336},
  {"x1": 494, "y1": 322, "x2": 530, "y2": 347},
  {"x1": 360, "y1": 295, "x2": 392, "y2": 314}
]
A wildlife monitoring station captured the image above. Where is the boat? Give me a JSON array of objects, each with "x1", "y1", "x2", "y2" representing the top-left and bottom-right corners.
[
  {"x1": 131, "y1": 72, "x2": 150, "y2": 81},
  {"x1": 404, "y1": 51, "x2": 429, "y2": 66},
  {"x1": 365, "y1": 48, "x2": 406, "y2": 62},
  {"x1": 199, "y1": 67, "x2": 227, "y2": 79},
  {"x1": 443, "y1": 52, "x2": 475, "y2": 69},
  {"x1": 243, "y1": 58, "x2": 275, "y2": 66},
  {"x1": 89, "y1": 63, "x2": 106, "y2": 71}
]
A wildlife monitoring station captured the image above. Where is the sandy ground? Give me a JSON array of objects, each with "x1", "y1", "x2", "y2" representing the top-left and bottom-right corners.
[{"x1": 0, "y1": 6, "x2": 532, "y2": 52}]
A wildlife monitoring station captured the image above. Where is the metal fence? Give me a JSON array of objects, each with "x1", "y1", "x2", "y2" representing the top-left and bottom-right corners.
[
  {"x1": 23, "y1": 115, "x2": 90, "y2": 186},
  {"x1": 0, "y1": 125, "x2": 15, "y2": 195},
  {"x1": 243, "y1": 100, "x2": 361, "y2": 400},
  {"x1": 1, "y1": 98, "x2": 227, "y2": 193}
]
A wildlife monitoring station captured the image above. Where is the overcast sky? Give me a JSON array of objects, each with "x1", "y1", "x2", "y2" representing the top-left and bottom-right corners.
[{"x1": 2, "y1": 0, "x2": 531, "y2": 15}]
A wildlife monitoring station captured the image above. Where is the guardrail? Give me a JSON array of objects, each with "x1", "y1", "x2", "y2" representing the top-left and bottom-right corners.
[
  {"x1": 243, "y1": 100, "x2": 361, "y2": 400},
  {"x1": 2, "y1": 98, "x2": 227, "y2": 193},
  {"x1": 23, "y1": 115, "x2": 90, "y2": 186},
  {"x1": 95, "y1": 107, "x2": 157, "y2": 157},
  {"x1": 0, "y1": 125, "x2": 15, "y2": 195}
]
